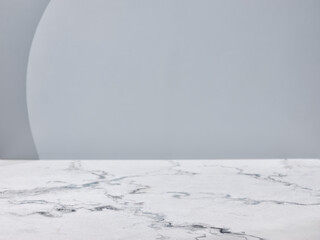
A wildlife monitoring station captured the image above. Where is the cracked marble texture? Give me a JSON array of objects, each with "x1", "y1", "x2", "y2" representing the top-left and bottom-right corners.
[{"x1": 0, "y1": 160, "x2": 319, "y2": 240}]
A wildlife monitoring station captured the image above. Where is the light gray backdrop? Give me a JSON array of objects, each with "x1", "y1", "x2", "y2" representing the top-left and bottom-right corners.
[{"x1": 1, "y1": 0, "x2": 320, "y2": 159}]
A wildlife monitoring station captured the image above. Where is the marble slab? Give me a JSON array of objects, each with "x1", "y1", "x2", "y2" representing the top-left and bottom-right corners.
[{"x1": 0, "y1": 159, "x2": 319, "y2": 240}]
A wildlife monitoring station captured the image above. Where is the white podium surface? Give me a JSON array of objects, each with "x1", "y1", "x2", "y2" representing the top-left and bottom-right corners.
[{"x1": 0, "y1": 159, "x2": 319, "y2": 240}]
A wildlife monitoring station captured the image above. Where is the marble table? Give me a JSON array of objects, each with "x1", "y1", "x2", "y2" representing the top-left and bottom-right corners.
[{"x1": 0, "y1": 160, "x2": 319, "y2": 240}]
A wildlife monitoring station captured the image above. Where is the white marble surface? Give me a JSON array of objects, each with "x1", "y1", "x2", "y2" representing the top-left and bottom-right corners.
[{"x1": 0, "y1": 160, "x2": 319, "y2": 240}]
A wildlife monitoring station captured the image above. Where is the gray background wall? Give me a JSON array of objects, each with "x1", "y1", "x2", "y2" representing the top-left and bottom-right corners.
[
  {"x1": 0, "y1": 0, "x2": 50, "y2": 159},
  {"x1": 1, "y1": 0, "x2": 320, "y2": 159}
]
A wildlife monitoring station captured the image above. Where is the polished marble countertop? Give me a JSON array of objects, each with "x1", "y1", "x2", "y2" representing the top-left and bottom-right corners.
[{"x1": 0, "y1": 159, "x2": 319, "y2": 240}]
